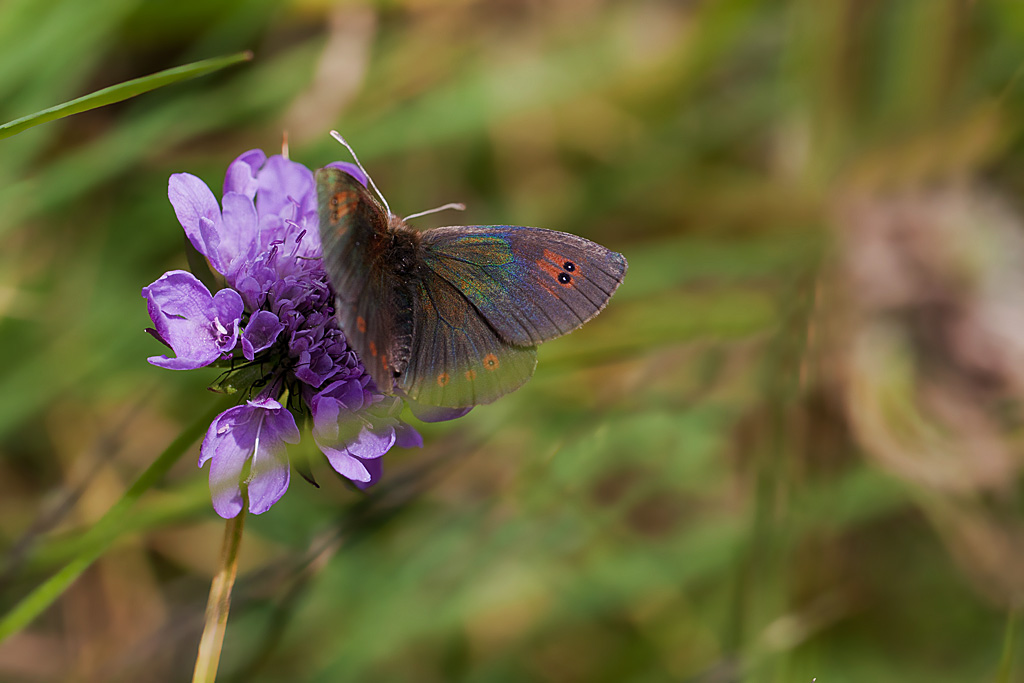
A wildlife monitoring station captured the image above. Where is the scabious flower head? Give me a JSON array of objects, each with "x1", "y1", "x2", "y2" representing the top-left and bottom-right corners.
[{"x1": 143, "y1": 150, "x2": 455, "y2": 518}]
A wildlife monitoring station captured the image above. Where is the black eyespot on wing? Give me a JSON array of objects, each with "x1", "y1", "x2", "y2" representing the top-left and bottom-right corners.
[
  {"x1": 563, "y1": 261, "x2": 575, "y2": 272},
  {"x1": 557, "y1": 272, "x2": 571, "y2": 284}
]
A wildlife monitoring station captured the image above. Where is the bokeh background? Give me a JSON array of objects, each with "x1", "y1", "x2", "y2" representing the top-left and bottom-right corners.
[{"x1": 2, "y1": 1, "x2": 1024, "y2": 681}]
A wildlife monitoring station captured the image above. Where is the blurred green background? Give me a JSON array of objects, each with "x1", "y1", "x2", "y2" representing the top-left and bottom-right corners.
[{"x1": 3, "y1": 0, "x2": 1024, "y2": 681}]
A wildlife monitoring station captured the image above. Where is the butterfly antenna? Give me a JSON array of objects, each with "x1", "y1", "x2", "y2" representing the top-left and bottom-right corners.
[
  {"x1": 329, "y1": 130, "x2": 392, "y2": 217},
  {"x1": 404, "y1": 202, "x2": 466, "y2": 221}
]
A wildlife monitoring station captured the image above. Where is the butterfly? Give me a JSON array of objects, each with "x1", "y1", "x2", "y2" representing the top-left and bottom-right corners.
[{"x1": 315, "y1": 137, "x2": 627, "y2": 408}]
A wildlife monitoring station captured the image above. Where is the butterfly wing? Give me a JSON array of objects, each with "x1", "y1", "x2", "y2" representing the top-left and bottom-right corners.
[
  {"x1": 420, "y1": 226, "x2": 627, "y2": 347},
  {"x1": 316, "y1": 168, "x2": 406, "y2": 391},
  {"x1": 397, "y1": 267, "x2": 538, "y2": 407}
]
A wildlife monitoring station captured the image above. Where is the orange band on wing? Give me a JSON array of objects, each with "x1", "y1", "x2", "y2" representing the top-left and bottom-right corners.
[
  {"x1": 330, "y1": 191, "x2": 358, "y2": 224},
  {"x1": 539, "y1": 248, "x2": 580, "y2": 288}
]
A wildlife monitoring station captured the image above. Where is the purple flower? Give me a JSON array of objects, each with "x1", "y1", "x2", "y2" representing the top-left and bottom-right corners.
[
  {"x1": 142, "y1": 271, "x2": 243, "y2": 370},
  {"x1": 143, "y1": 150, "x2": 464, "y2": 518}
]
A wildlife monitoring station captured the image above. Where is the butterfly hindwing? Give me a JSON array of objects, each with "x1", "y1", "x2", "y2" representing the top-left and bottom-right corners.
[
  {"x1": 420, "y1": 226, "x2": 627, "y2": 347},
  {"x1": 398, "y1": 267, "x2": 538, "y2": 407},
  {"x1": 316, "y1": 168, "x2": 405, "y2": 391}
]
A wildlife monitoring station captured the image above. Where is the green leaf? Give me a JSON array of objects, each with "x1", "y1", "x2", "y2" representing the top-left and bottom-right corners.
[{"x1": 0, "y1": 50, "x2": 252, "y2": 140}]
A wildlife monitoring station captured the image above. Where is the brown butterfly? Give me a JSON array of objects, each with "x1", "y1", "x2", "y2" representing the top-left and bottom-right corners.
[{"x1": 317, "y1": 134, "x2": 626, "y2": 408}]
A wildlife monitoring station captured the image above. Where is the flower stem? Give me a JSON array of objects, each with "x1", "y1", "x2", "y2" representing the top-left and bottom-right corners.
[{"x1": 192, "y1": 508, "x2": 246, "y2": 683}]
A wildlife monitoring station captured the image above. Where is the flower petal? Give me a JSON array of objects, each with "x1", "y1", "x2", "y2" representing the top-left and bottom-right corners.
[
  {"x1": 142, "y1": 271, "x2": 242, "y2": 370},
  {"x1": 310, "y1": 379, "x2": 367, "y2": 441},
  {"x1": 200, "y1": 404, "x2": 261, "y2": 518},
  {"x1": 395, "y1": 422, "x2": 423, "y2": 449},
  {"x1": 169, "y1": 173, "x2": 222, "y2": 265},
  {"x1": 241, "y1": 310, "x2": 285, "y2": 360},
  {"x1": 256, "y1": 155, "x2": 315, "y2": 220},
  {"x1": 347, "y1": 423, "x2": 396, "y2": 460},
  {"x1": 247, "y1": 403, "x2": 299, "y2": 514},
  {"x1": 406, "y1": 398, "x2": 473, "y2": 423},
  {"x1": 351, "y1": 456, "x2": 382, "y2": 490},
  {"x1": 324, "y1": 161, "x2": 368, "y2": 188},
  {"x1": 218, "y1": 192, "x2": 260, "y2": 281},
  {"x1": 321, "y1": 446, "x2": 372, "y2": 483},
  {"x1": 223, "y1": 149, "x2": 267, "y2": 198}
]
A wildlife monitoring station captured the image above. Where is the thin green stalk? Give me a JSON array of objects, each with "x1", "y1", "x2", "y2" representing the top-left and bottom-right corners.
[
  {"x1": 996, "y1": 608, "x2": 1018, "y2": 683},
  {"x1": 193, "y1": 508, "x2": 246, "y2": 683},
  {"x1": 0, "y1": 398, "x2": 229, "y2": 643},
  {"x1": 0, "y1": 51, "x2": 252, "y2": 140}
]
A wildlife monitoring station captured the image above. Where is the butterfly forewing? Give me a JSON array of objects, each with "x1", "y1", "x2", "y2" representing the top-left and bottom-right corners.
[
  {"x1": 420, "y1": 226, "x2": 627, "y2": 347},
  {"x1": 316, "y1": 168, "x2": 403, "y2": 391}
]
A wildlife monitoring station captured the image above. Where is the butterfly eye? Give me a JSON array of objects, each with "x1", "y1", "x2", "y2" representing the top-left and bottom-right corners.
[
  {"x1": 563, "y1": 261, "x2": 575, "y2": 272},
  {"x1": 558, "y1": 273, "x2": 572, "y2": 284}
]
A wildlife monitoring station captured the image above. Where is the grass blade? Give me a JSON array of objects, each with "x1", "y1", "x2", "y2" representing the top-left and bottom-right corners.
[{"x1": 0, "y1": 50, "x2": 253, "y2": 140}]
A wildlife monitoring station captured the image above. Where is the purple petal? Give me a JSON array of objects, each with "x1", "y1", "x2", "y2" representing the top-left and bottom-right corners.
[
  {"x1": 200, "y1": 404, "x2": 260, "y2": 518},
  {"x1": 212, "y1": 288, "x2": 245, "y2": 329},
  {"x1": 351, "y1": 456, "x2": 382, "y2": 490},
  {"x1": 241, "y1": 310, "x2": 285, "y2": 360},
  {"x1": 169, "y1": 174, "x2": 222, "y2": 266},
  {"x1": 347, "y1": 424, "x2": 396, "y2": 460},
  {"x1": 223, "y1": 149, "x2": 267, "y2": 198},
  {"x1": 324, "y1": 161, "x2": 368, "y2": 188},
  {"x1": 310, "y1": 379, "x2": 398, "y2": 483},
  {"x1": 142, "y1": 271, "x2": 242, "y2": 370},
  {"x1": 247, "y1": 403, "x2": 299, "y2": 514},
  {"x1": 406, "y1": 399, "x2": 473, "y2": 423},
  {"x1": 322, "y1": 447, "x2": 372, "y2": 482},
  {"x1": 198, "y1": 398, "x2": 299, "y2": 518},
  {"x1": 395, "y1": 422, "x2": 423, "y2": 449},
  {"x1": 310, "y1": 379, "x2": 367, "y2": 437},
  {"x1": 256, "y1": 156, "x2": 315, "y2": 220},
  {"x1": 218, "y1": 192, "x2": 259, "y2": 281}
]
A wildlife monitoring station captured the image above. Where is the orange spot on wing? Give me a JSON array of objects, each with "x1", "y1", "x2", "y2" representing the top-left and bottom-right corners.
[
  {"x1": 381, "y1": 354, "x2": 388, "y2": 371},
  {"x1": 483, "y1": 353, "x2": 499, "y2": 371},
  {"x1": 330, "y1": 190, "x2": 358, "y2": 223},
  {"x1": 437, "y1": 372, "x2": 450, "y2": 387},
  {"x1": 464, "y1": 369, "x2": 477, "y2": 381},
  {"x1": 356, "y1": 316, "x2": 366, "y2": 333},
  {"x1": 369, "y1": 341, "x2": 378, "y2": 357}
]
